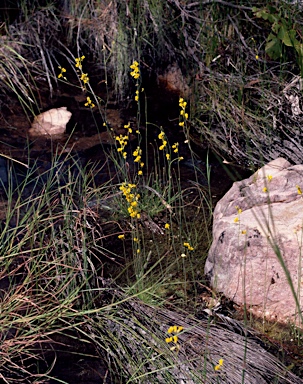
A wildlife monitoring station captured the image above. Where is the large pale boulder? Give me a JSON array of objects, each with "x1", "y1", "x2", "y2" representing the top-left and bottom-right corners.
[
  {"x1": 205, "y1": 158, "x2": 303, "y2": 325},
  {"x1": 29, "y1": 107, "x2": 72, "y2": 137}
]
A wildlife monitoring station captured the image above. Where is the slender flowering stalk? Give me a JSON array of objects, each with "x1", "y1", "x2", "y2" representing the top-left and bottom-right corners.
[{"x1": 179, "y1": 97, "x2": 188, "y2": 127}]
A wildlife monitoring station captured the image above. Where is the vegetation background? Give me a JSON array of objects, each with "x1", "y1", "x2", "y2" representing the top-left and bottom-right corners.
[{"x1": 0, "y1": 0, "x2": 303, "y2": 383}]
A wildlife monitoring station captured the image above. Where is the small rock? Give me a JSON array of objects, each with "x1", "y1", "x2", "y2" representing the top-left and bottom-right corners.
[{"x1": 29, "y1": 107, "x2": 72, "y2": 137}]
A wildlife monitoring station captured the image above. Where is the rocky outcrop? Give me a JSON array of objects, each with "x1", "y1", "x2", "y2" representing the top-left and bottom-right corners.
[{"x1": 205, "y1": 158, "x2": 303, "y2": 326}]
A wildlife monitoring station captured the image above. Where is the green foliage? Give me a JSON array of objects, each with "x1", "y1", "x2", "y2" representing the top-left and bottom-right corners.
[{"x1": 253, "y1": 5, "x2": 303, "y2": 75}]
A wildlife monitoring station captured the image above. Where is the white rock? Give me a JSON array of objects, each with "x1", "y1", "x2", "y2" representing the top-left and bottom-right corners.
[
  {"x1": 29, "y1": 107, "x2": 72, "y2": 137},
  {"x1": 205, "y1": 158, "x2": 303, "y2": 326}
]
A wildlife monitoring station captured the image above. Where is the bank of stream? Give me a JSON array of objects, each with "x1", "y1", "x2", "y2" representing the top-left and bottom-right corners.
[{"x1": 0, "y1": 78, "x2": 302, "y2": 383}]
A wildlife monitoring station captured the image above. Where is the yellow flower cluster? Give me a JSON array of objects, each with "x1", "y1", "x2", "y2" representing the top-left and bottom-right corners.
[
  {"x1": 80, "y1": 73, "x2": 89, "y2": 84},
  {"x1": 124, "y1": 122, "x2": 132, "y2": 133},
  {"x1": 184, "y1": 242, "x2": 194, "y2": 251},
  {"x1": 165, "y1": 326, "x2": 183, "y2": 351},
  {"x1": 135, "y1": 90, "x2": 139, "y2": 102},
  {"x1": 58, "y1": 66, "x2": 67, "y2": 80},
  {"x1": 119, "y1": 183, "x2": 141, "y2": 219},
  {"x1": 84, "y1": 96, "x2": 95, "y2": 108},
  {"x1": 214, "y1": 358, "x2": 224, "y2": 371},
  {"x1": 172, "y1": 143, "x2": 179, "y2": 153},
  {"x1": 118, "y1": 234, "x2": 125, "y2": 240},
  {"x1": 130, "y1": 60, "x2": 140, "y2": 79},
  {"x1": 75, "y1": 55, "x2": 85, "y2": 69},
  {"x1": 158, "y1": 131, "x2": 167, "y2": 151},
  {"x1": 133, "y1": 146, "x2": 144, "y2": 176},
  {"x1": 116, "y1": 134, "x2": 129, "y2": 159},
  {"x1": 179, "y1": 98, "x2": 188, "y2": 127}
]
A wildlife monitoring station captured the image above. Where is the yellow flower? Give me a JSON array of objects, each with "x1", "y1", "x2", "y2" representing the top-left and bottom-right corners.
[
  {"x1": 214, "y1": 358, "x2": 224, "y2": 371},
  {"x1": 118, "y1": 234, "x2": 125, "y2": 240},
  {"x1": 166, "y1": 153, "x2": 170, "y2": 160},
  {"x1": 296, "y1": 185, "x2": 302, "y2": 195},
  {"x1": 137, "y1": 249, "x2": 140, "y2": 254},
  {"x1": 263, "y1": 187, "x2": 267, "y2": 193},
  {"x1": 130, "y1": 60, "x2": 140, "y2": 79},
  {"x1": 234, "y1": 217, "x2": 239, "y2": 223},
  {"x1": 80, "y1": 73, "x2": 89, "y2": 84},
  {"x1": 166, "y1": 336, "x2": 179, "y2": 344},
  {"x1": 235, "y1": 206, "x2": 242, "y2": 214},
  {"x1": 241, "y1": 229, "x2": 247, "y2": 235},
  {"x1": 172, "y1": 143, "x2": 179, "y2": 153},
  {"x1": 124, "y1": 122, "x2": 132, "y2": 133},
  {"x1": 179, "y1": 98, "x2": 187, "y2": 109},
  {"x1": 158, "y1": 132, "x2": 165, "y2": 140},
  {"x1": 179, "y1": 121, "x2": 185, "y2": 127},
  {"x1": 130, "y1": 60, "x2": 139, "y2": 69},
  {"x1": 184, "y1": 242, "x2": 194, "y2": 251},
  {"x1": 255, "y1": 55, "x2": 259, "y2": 60},
  {"x1": 84, "y1": 96, "x2": 95, "y2": 108},
  {"x1": 135, "y1": 90, "x2": 139, "y2": 102},
  {"x1": 58, "y1": 66, "x2": 67, "y2": 80},
  {"x1": 267, "y1": 175, "x2": 273, "y2": 181},
  {"x1": 138, "y1": 170, "x2": 143, "y2": 176},
  {"x1": 168, "y1": 326, "x2": 183, "y2": 334},
  {"x1": 165, "y1": 223, "x2": 170, "y2": 229},
  {"x1": 75, "y1": 55, "x2": 85, "y2": 69}
]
